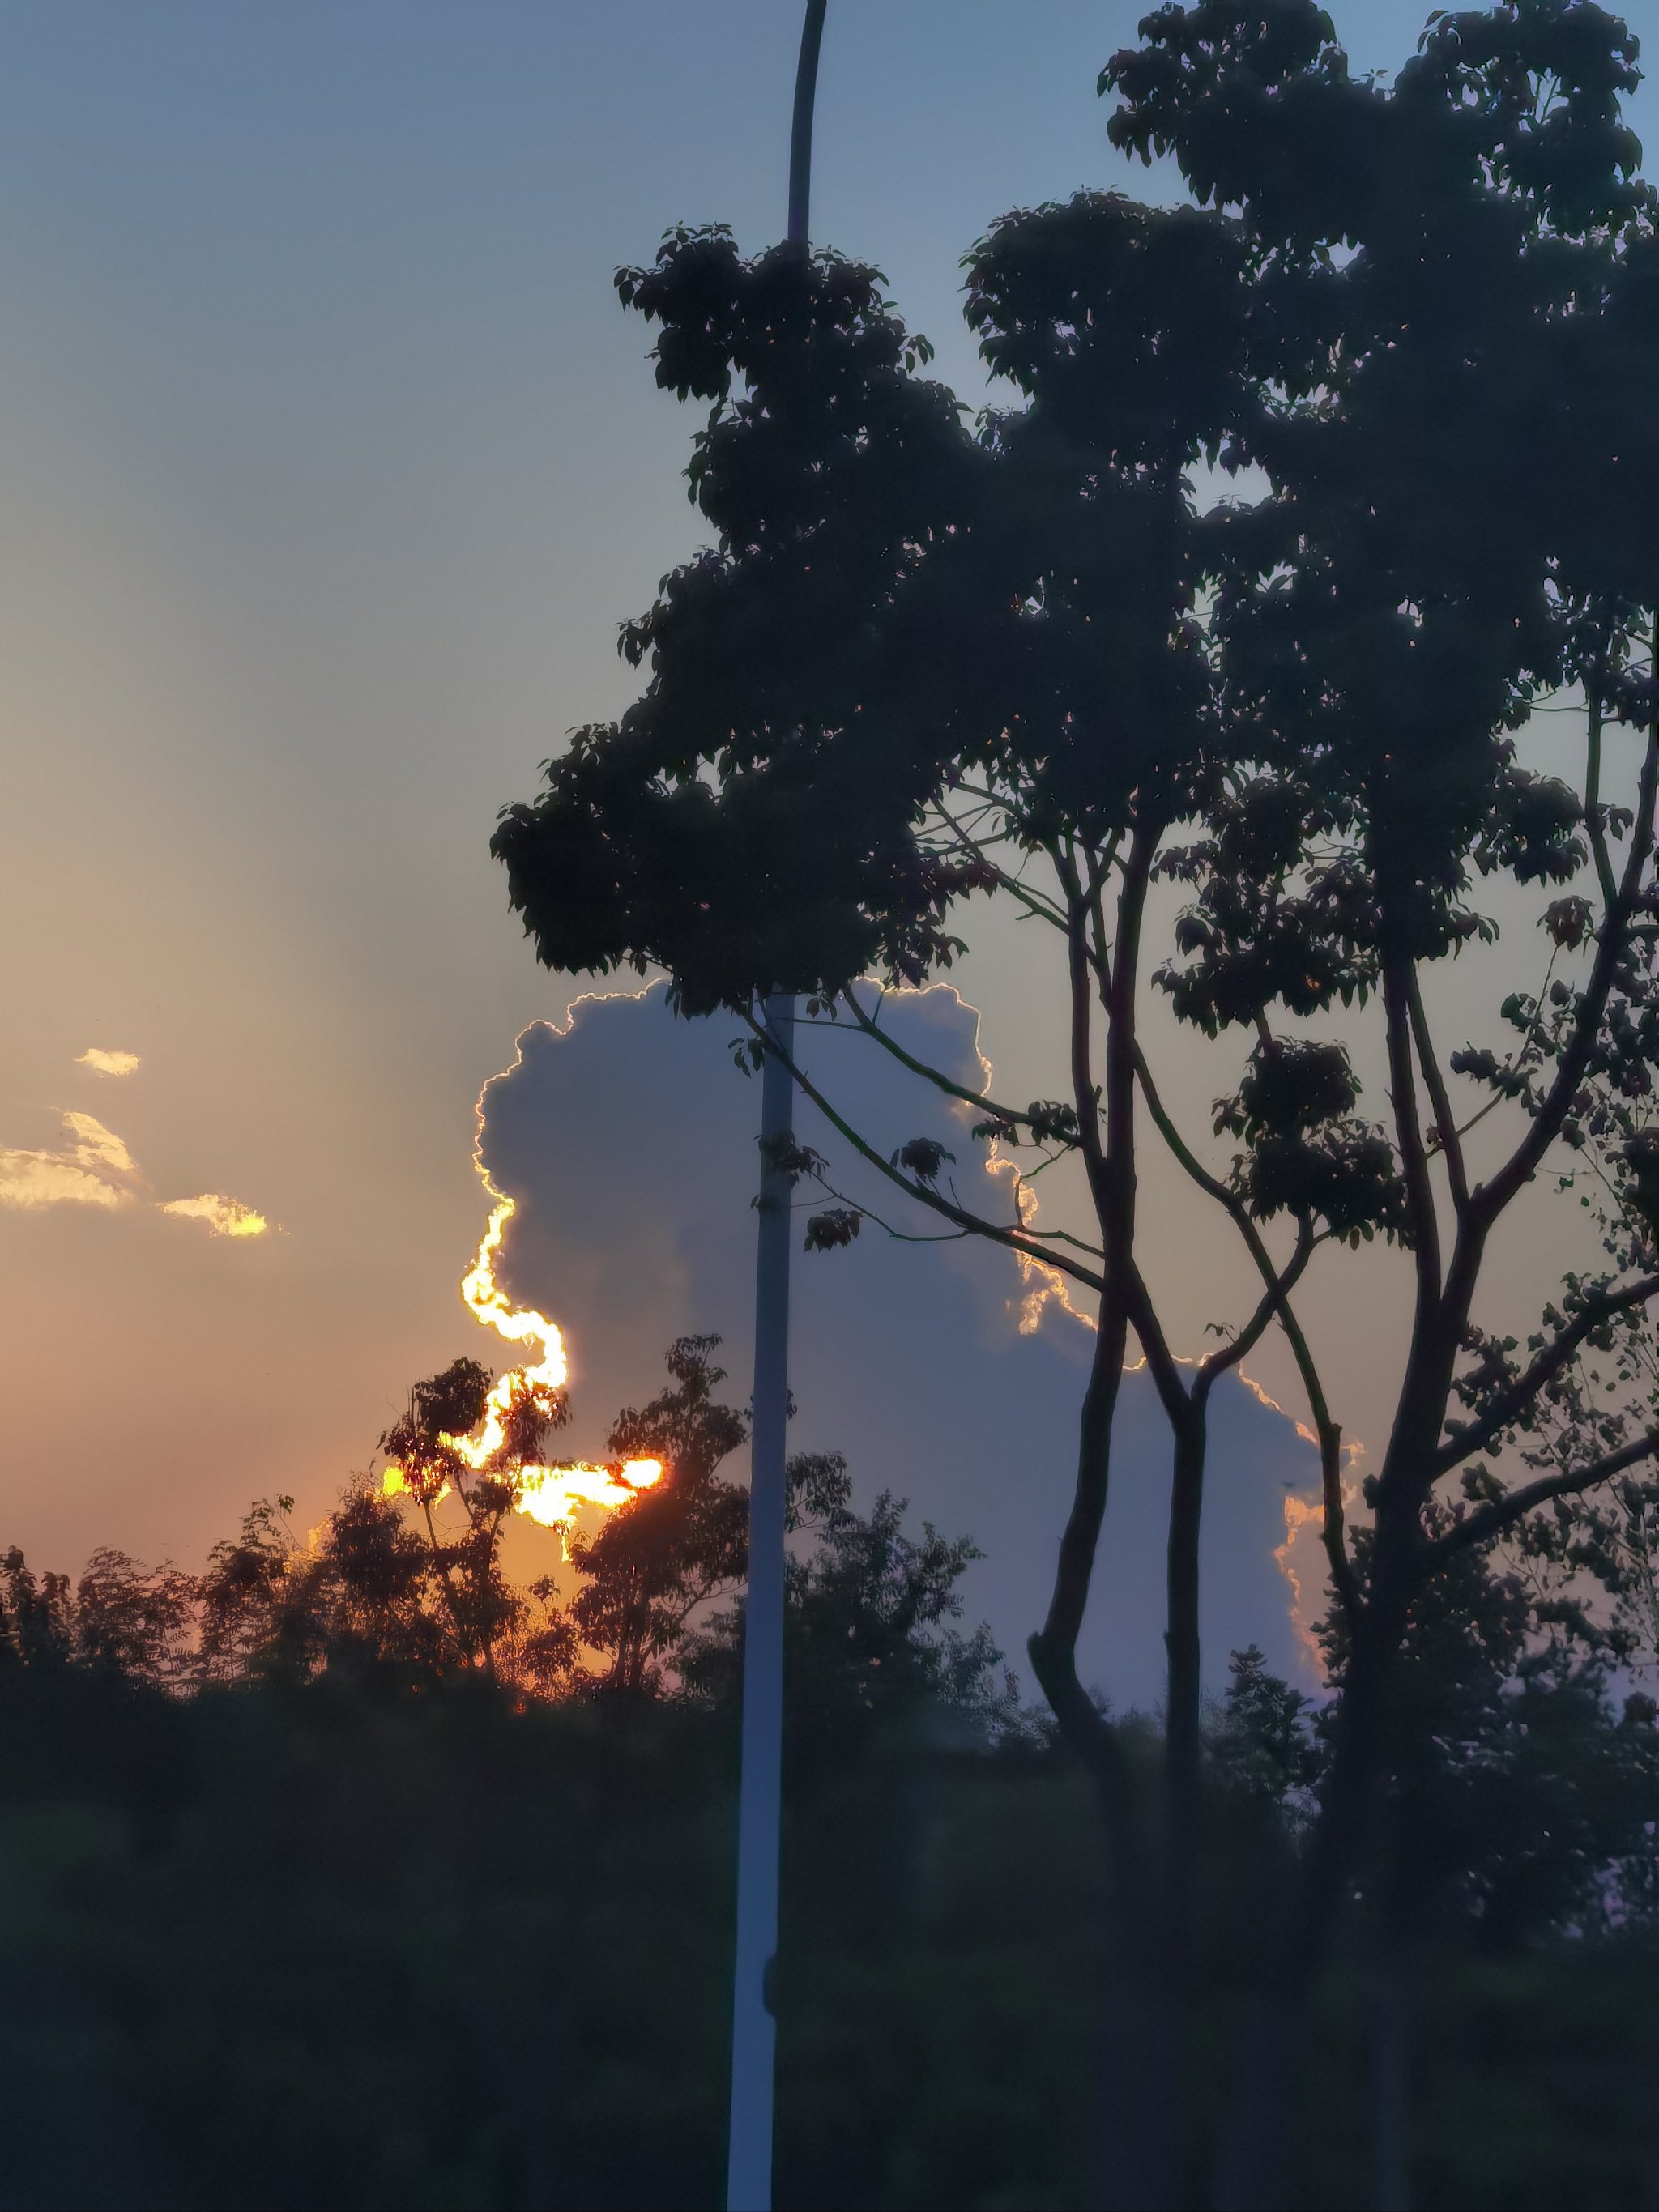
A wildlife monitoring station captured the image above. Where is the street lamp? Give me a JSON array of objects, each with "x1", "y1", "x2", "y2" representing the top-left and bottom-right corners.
[{"x1": 725, "y1": 12, "x2": 827, "y2": 2210}]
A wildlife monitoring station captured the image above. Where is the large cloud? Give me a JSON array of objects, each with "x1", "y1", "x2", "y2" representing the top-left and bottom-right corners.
[{"x1": 476, "y1": 986, "x2": 1326, "y2": 1709}]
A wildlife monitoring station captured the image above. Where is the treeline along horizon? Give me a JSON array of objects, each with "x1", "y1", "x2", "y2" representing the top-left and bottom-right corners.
[{"x1": 2, "y1": 1336, "x2": 1657, "y2": 2209}]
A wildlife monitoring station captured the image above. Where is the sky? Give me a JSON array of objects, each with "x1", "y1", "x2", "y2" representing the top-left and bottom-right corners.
[{"x1": 3, "y1": 0, "x2": 1656, "y2": 1701}]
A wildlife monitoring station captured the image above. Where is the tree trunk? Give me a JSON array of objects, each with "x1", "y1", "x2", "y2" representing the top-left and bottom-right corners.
[
  {"x1": 1164, "y1": 1400, "x2": 1208, "y2": 1966},
  {"x1": 1211, "y1": 1590, "x2": 1406, "y2": 2209},
  {"x1": 1032, "y1": 1298, "x2": 1189, "y2": 2210}
]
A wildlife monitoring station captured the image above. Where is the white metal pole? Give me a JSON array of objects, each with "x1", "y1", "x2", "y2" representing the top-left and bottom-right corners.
[
  {"x1": 726, "y1": 11, "x2": 825, "y2": 2210},
  {"x1": 726, "y1": 992, "x2": 795, "y2": 2212}
]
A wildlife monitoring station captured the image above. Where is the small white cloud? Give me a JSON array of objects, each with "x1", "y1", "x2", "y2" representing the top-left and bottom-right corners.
[
  {"x1": 0, "y1": 1110, "x2": 145, "y2": 1212},
  {"x1": 75, "y1": 1048, "x2": 140, "y2": 1077},
  {"x1": 157, "y1": 1192, "x2": 270, "y2": 1239}
]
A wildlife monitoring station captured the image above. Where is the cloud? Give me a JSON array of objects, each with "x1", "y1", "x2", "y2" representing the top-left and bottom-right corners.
[
  {"x1": 0, "y1": 1110, "x2": 143, "y2": 1211},
  {"x1": 75, "y1": 1047, "x2": 140, "y2": 1077},
  {"x1": 471, "y1": 985, "x2": 1327, "y2": 1707},
  {"x1": 0, "y1": 1105, "x2": 268, "y2": 1238},
  {"x1": 156, "y1": 1193, "x2": 270, "y2": 1238}
]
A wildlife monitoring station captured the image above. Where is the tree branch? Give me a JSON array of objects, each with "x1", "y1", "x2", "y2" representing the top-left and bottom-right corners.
[
  {"x1": 1062, "y1": 833, "x2": 1194, "y2": 1430},
  {"x1": 1134, "y1": 1042, "x2": 1361, "y2": 1620},
  {"x1": 1584, "y1": 677, "x2": 1619, "y2": 910},
  {"x1": 1056, "y1": 846, "x2": 1112, "y2": 1228},
  {"x1": 928, "y1": 803, "x2": 1074, "y2": 934},
  {"x1": 1475, "y1": 722, "x2": 1659, "y2": 1225},
  {"x1": 837, "y1": 991, "x2": 1064, "y2": 1140},
  {"x1": 1407, "y1": 968, "x2": 1468, "y2": 1215},
  {"x1": 1195, "y1": 1221, "x2": 1314, "y2": 1403},
  {"x1": 1426, "y1": 1433, "x2": 1659, "y2": 1560},
  {"x1": 1431, "y1": 1272, "x2": 1659, "y2": 1473},
  {"x1": 742, "y1": 1010, "x2": 1107, "y2": 1294},
  {"x1": 1382, "y1": 944, "x2": 1443, "y2": 1307}
]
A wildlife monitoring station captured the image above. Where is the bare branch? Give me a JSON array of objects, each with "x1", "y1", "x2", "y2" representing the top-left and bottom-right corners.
[
  {"x1": 1134, "y1": 1044, "x2": 1360, "y2": 1622},
  {"x1": 1407, "y1": 967, "x2": 1468, "y2": 1216},
  {"x1": 743, "y1": 1010, "x2": 1107, "y2": 1295},
  {"x1": 1195, "y1": 1221, "x2": 1314, "y2": 1400},
  {"x1": 1584, "y1": 680, "x2": 1619, "y2": 910},
  {"x1": 838, "y1": 992, "x2": 1063, "y2": 1140},
  {"x1": 787, "y1": 1149, "x2": 1102, "y2": 1256},
  {"x1": 1054, "y1": 846, "x2": 1111, "y2": 1227},
  {"x1": 1058, "y1": 833, "x2": 1193, "y2": 1429},
  {"x1": 1383, "y1": 945, "x2": 1444, "y2": 1307},
  {"x1": 929, "y1": 803, "x2": 1073, "y2": 933}
]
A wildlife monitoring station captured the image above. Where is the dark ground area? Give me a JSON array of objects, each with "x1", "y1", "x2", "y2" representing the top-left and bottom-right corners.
[{"x1": 0, "y1": 1663, "x2": 1654, "y2": 2212}]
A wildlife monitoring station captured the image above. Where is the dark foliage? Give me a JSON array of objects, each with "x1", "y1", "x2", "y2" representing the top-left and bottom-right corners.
[
  {"x1": 488, "y1": 6, "x2": 1659, "y2": 2197},
  {"x1": 0, "y1": 1606, "x2": 1653, "y2": 2210}
]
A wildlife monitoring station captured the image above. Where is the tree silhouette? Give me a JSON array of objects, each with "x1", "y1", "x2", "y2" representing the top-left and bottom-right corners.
[
  {"x1": 493, "y1": 2, "x2": 1659, "y2": 2197},
  {"x1": 2, "y1": 1382, "x2": 1654, "y2": 2202},
  {"x1": 563, "y1": 1336, "x2": 749, "y2": 1692},
  {"x1": 556, "y1": 1335, "x2": 1010, "y2": 1728},
  {"x1": 70, "y1": 1549, "x2": 197, "y2": 1688},
  {"x1": 197, "y1": 1495, "x2": 300, "y2": 1682},
  {"x1": 377, "y1": 1355, "x2": 532, "y2": 1676}
]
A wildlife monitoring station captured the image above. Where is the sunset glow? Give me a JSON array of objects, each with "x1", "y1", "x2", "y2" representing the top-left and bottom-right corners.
[{"x1": 382, "y1": 1192, "x2": 662, "y2": 1536}]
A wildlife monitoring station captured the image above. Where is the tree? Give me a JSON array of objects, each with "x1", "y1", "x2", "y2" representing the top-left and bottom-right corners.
[
  {"x1": 563, "y1": 1336, "x2": 749, "y2": 1691},
  {"x1": 0, "y1": 1548, "x2": 75, "y2": 1670},
  {"x1": 377, "y1": 1355, "x2": 539, "y2": 1677},
  {"x1": 0, "y1": 1544, "x2": 193, "y2": 1684},
  {"x1": 563, "y1": 1336, "x2": 1013, "y2": 1735},
  {"x1": 199, "y1": 1361, "x2": 573, "y2": 1691},
  {"x1": 492, "y1": 3, "x2": 1659, "y2": 2199},
  {"x1": 197, "y1": 1494, "x2": 302, "y2": 1682},
  {"x1": 1209, "y1": 1645, "x2": 1319, "y2": 1813},
  {"x1": 679, "y1": 1454, "x2": 1018, "y2": 1754},
  {"x1": 70, "y1": 1549, "x2": 197, "y2": 1689}
]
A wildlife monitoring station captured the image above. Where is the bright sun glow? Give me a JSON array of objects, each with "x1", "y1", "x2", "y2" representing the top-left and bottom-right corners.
[{"x1": 383, "y1": 1190, "x2": 661, "y2": 1536}]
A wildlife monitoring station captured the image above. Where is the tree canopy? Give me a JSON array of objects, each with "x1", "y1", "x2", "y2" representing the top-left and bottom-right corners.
[{"x1": 492, "y1": 4, "x2": 1659, "y2": 2201}]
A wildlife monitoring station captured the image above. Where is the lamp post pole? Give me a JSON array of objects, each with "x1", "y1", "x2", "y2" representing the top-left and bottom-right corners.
[{"x1": 725, "y1": 10, "x2": 826, "y2": 2210}]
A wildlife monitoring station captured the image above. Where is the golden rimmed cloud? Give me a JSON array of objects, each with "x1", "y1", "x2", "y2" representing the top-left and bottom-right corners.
[
  {"x1": 156, "y1": 1193, "x2": 269, "y2": 1239},
  {"x1": 0, "y1": 1111, "x2": 143, "y2": 1211},
  {"x1": 0, "y1": 1054, "x2": 271, "y2": 1238}
]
